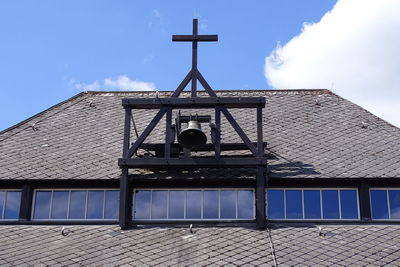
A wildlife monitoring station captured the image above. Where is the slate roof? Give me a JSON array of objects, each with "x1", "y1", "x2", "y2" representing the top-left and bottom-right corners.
[
  {"x1": 1, "y1": 89, "x2": 400, "y2": 181},
  {"x1": 0, "y1": 224, "x2": 399, "y2": 266}
]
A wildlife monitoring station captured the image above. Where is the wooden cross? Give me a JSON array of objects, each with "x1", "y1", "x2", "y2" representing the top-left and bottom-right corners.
[{"x1": 172, "y1": 19, "x2": 218, "y2": 96}]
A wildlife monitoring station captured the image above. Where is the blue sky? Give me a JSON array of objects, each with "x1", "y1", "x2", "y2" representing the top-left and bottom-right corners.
[{"x1": 2, "y1": 0, "x2": 399, "y2": 130}]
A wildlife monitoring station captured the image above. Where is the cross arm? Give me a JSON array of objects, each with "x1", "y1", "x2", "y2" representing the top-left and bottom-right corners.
[{"x1": 172, "y1": 35, "x2": 218, "y2": 42}]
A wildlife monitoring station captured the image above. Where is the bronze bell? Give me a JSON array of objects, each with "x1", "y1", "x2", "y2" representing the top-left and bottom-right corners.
[{"x1": 178, "y1": 120, "x2": 207, "y2": 149}]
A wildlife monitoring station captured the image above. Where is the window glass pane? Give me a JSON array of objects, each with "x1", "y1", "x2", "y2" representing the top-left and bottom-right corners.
[
  {"x1": 370, "y1": 190, "x2": 389, "y2": 219},
  {"x1": 286, "y1": 190, "x2": 302, "y2": 219},
  {"x1": 0, "y1": 192, "x2": 5, "y2": 219},
  {"x1": 340, "y1": 190, "x2": 358, "y2": 219},
  {"x1": 186, "y1": 191, "x2": 201, "y2": 219},
  {"x1": 69, "y1": 191, "x2": 86, "y2": 219},
  {"x1": 151, "y1": 191, "x2": 168, "y2": 219},
  {"x1": 33, "y1": 191, "x2": 52, "y2": 219},
  {"x1": 268, "y1": 190, "x2": 284, "y2": 219},
  {"x1": 104, "y1": 191, "x2": 119, "y2": 219},
  {"x1": 304, "y1": 190, "x2": 321, "y2": 219},
  {"x1": 220, "y1": 190, "x2": 236, "y2": 219},
  {"x1": 168, "y1": 191, "x2": 185, "y2": 219},
  {"x1": 4, "y1": 191, "x2": 21, "y2": 219},
  {"x1": 322, "y1": 190, "x2": 339, "y2": 219},
  {"x1": 87, "y1": 191, "x2": 104, "y2": 219},
  {"x1": 51, "y1": 191, "x2": 69, "y2": 219},
  {"x1": 238, "y1": 190, "x2": 253, "y2": 219},
  {"x1": 203, "y1": 190, "x2": 219, "y2": 219},
  {"x1": 134, "y1": 190, "x2": 151, "y2": 219},
  {"x1": 389, "y1": 190, "x2": 400, "y2": 219}
]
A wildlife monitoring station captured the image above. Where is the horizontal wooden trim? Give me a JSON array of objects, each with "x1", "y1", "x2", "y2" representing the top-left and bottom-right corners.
[
  {"x1": 122, "y1": 97, "x2": 265, "y2": 109},
  {"x1": 119, "y1": 157, "x2": 267, "y2": 168}
]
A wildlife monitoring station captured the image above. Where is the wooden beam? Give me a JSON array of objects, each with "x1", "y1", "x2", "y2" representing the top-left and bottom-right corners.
[
  {"x1": 221, "y1": 107, "x2": 258, "y2": 156},
  {"x1": 172, "y1": 35, "x2": 218, "y2": 42},
  {"x1": 257, "y1": 105, "x2": 264, "y2": 157},
  {"x1": 119, "y1": 157, "x2": 267, "y2": 168},
  {"x1": 256, "y1": 166, "x2": 266, "y2": 229},
  {"x1": 122, "y1": 97, "x2": 266, "y2": 109},
  {"x1": 215, "y1": 107, "x2": 221, "y2": 159},
  {"x1": 196, "y1": 70, "x2": 218, "y2": 97},
  {"x1": 122, "y1": 107, "x2": 131, "y2": 158},
  {"x1": 171, "y1": 71, "x2": 192, "y2": 98},
  {"x1": 359, "y1": 183, "x2": 372, "y2": 221},
  {"x1": 119, "y1": 167, "x2": 131, "y2": 229},
  {"x1": 19, "y1": 183, "x2": 33, "y2": 222},
  {"x1": 140, "y1": 142, "x2": 267, "y2": 152},
  {"x1": 164, "y1": 107, "x2": 172, "y2": 158},
  {"x1": 126, "y1": 107, "x2": 167, "y2": 158}
]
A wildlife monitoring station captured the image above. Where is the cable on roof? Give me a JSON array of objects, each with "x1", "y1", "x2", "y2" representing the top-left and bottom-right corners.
[
  {"x1": 131, "y1": 114, "x2": 139, "y2": 139},
  {"x1": 131, "y1": 112, "x2": 155, "y2": 157},
  {"x1": 267, "y1": 226, "x2": 278, "y2": 267}
]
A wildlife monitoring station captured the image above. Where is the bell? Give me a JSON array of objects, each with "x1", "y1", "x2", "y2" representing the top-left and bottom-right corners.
[{"x1": 178, "y1": 120, "x2": 207, "y2": 149}]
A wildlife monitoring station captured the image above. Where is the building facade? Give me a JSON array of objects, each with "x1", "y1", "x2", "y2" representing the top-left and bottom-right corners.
[{"x1": 1, "y1": 89, "x2": 400, "y2": 266}]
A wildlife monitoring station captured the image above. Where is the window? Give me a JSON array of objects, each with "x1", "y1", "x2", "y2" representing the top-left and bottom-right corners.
[
  {"x1": 32, "y1": 189, "x2": 119, "y2": 220},
  {"x1": 370, "y1": 189, "x2": 400, "y2": 220},
  {"x1": 267, "y1": 189, "x2": 359, "y2": 220},
  {"x1": 133, "y1": 189, "x2": 254, "y2": 220},
  {"x1": 0, "y1": 190, "x2": 21, "y2": 220}
]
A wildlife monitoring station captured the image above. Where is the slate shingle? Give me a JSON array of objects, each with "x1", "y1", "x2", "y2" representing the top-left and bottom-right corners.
[
  {"x1": 1, "y1": 89, "x2": 400, "y2": 181},
  {"x1": 0, "y1": 224, "x2": 400, "y2": 266}
]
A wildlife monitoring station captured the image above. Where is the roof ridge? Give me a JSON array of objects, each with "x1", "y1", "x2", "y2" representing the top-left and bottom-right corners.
[
  {"x1": 332, "y1": 93, "x2": 400, "y2": 130},
  {"x1": 84, "y1": 89, "x2": 333, "y2": 95},
  {"x1": 0, "y1": 92, "x2": 87, "y2": 140}
]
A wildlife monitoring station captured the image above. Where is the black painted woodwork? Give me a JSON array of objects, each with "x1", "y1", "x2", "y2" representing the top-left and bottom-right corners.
[
  {"x1": 19, "y1": 183, "x2": 33, "y2": 222},
  {"x1": 359, "y1": 183, "x2": 372, "y2": 221},
  {"x1": 121, "y1": 97, "x2": 265, "y2": 109},
  {"x1": 119, "y1": 157, "x2": 268, "y2": 168},
  {"x1": 117, "y1": 19, "x2": 267, "y2": 229}
]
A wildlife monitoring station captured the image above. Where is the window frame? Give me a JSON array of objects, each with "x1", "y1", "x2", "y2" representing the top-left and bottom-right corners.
[
  {"x1": 132, "y1": 188, "x2": 256, "y2": 221},
  {"x1": 0, "y1": 189, "x2": 22, "y2": 221},
  {"x1": 369, "y1": 188, "x2": 400, "y2": 221},
  {"x1": 266, "y1": 188, "x2": 360, "y2": 221},
  {"x1": 31, "y1": 189, "x2": 119, "y2": 221}
]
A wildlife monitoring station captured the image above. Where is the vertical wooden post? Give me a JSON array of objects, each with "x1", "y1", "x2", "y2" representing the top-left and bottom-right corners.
[
  {"x1": 359, "y1": 183, "x2": 371, "y2": 221},
  {"x1": 215, "y1": 107, "x2": 221, "y2": 159},
  {"x1": 256, "y1": 105, "x2": 266, "y2": 229},
  {"x1": 256, "y1": 106, "x2": 263, "y2": 157},
  {"x1": 19, "y1": 183, "x2": 33, "y2": 222},
  {"x1": 120, "y1": 107, "x2": 132, "y2": 229},
  {"x1": 165, "y1": 107, "x2": 172, "y2": 158},
  {"x1": 256, "y1": 167, "x2": 266, "y2": 229},
  {"x1": 191, "y1": 19, "x2": 198, "y2": 97}
]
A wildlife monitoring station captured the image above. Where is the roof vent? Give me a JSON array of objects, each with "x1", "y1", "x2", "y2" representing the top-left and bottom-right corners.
[
  {"x1": 61, "y1": 226, "x2": 69, "y2": 236},
  {"x1": 318, "y1": 226, "x2": 326, "y2": 236},
  {"x1": 31, "y1": 123, "x2": 38, "y2": 131},
  {"x1": 315, "y1": 98, "x2": 321, "y2": 106},
  {"x1": 362, "y1": 121, "x2": 368, "y2": 129}
]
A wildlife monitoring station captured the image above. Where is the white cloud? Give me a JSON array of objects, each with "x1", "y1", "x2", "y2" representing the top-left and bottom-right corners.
[
  {"x1": 74, "y1": 75, "x2": 156, "y2": 92},
  {"x1": 104, "y1": 75, "x2": 156, "y2": 91},
  {"x1": 75, "y1": 80, "x2": 100, "y2": 91},
  {"x1": 265, "y1": 0, "x2": 400, "y2": 127}
]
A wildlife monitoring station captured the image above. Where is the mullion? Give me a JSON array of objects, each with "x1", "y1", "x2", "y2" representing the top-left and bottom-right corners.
[{"x1": 1, "y1": 192, "x2": 6, "y2": 219}]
